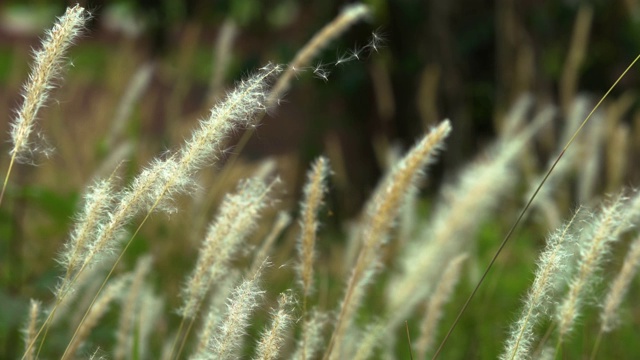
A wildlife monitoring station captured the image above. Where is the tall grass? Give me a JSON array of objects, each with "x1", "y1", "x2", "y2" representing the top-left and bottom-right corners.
[{"x1": 3, "y1": 3, "x2": 640, "y2": 360}]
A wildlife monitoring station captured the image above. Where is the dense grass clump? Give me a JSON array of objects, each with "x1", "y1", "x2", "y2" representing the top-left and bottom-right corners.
[{"x1": 3, "y1": 3, "x2": 640, "y2": 360}]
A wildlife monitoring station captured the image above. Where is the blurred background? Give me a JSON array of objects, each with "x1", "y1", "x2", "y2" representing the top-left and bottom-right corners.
[
  {"x1": 2, "y1": 0, "x2": 640, "y2": 357},
  {"x1": 2, "y1": 0, "x2": 639, "y2": 215}
]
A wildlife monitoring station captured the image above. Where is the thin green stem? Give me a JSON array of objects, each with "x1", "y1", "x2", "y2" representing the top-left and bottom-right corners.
[
  {"x1": 406, "y1": 321, "x2": 414, "y2": 360},
  {"x1": 168, "y1": 318, "x2": 187, "y2": 360},
  {"x1": 174, "y1": 316, "x2": 197, "y2": 360},
  {"x1": 590, "y1": 329, "x2": 605, "y2": 360},
  {"x1": 301, "y1": 296, "x2": 308, "y2": 360},
  {"x1": 0, "y1": 154, "x2": 17, "y2": 207}
]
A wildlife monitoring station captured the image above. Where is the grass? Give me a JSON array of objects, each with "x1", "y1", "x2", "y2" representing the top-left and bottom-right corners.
[{"x1": 2, "y1": 2, "x2": 640, "y2": 359}]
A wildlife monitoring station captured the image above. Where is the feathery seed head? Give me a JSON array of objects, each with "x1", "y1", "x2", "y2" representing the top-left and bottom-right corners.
[
  {"x1": 180, "y1": 177, "x2": 277, "y2": 319},
  {"x1": 297, "y1": 157, "x2": 331, "y2": 297},
  {"x1": 177, "y1": 64, "x2": 282, "y2": 177},
  {"x1": 557, "y1": 193, "x2": 628, "y2": 338},
  {"x1": 10, "y1": 5, "x2": 88, "y2": 163},
  {"x1": 387, "y1": 114, "x2": 546, "y2": 321},
  {"x1": 501, "y1": 208, "x2": 584, "y2": 360},
  {"x1": 253, "y1": 291, "x2": 297, "y2": 360},
  {"x1": 55, "y1": 178, "x2": 116, "y2": 298},
  {"x1": 600, "y1": 233, "x2": 640, "y2": 332},
  {"x1": 326, "y1": 121, "x2": 451, "y2": 359}
]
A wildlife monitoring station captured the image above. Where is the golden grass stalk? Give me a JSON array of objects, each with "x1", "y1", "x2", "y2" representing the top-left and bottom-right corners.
[
  {"x1": 498, "y1": 94, "x2": 533, "y2": 139},
  {"x1": 253, "y1": 292, "x2": 296, "y2": 360},
  {"x1": 297, "y1": 165, "x2": 331, "y2": 360},
  {"x1": 64, "y1": 64, "x2": 281, "y2": 306},
  {"x1": 577, "y1": 109, "x2": 606, "y2": 203},
  {"x1": 297, "y1": 157, "x2": 331, "y2": 299},
  {"x1": 389, "y1": 114, "x2": 547, "y2": 326},
  {"x1": 194, "y1": 271, "x2": 241, "y2": 356},
  {"x1": 71, "y1": 159, "x2": 173, "y2": 281},
  {"x1": 605, "y1": 123, "x2": 629, "y2": 194},
  {"x1": 528, "y1": 98, "x2": 587, "y2": 229},
  {"x1": 211, "y1": 4, "x2": 369, "y2": 200},
  {"x1": 351, "y1": 320, "x2": 388, "y2": 360},
  {"x1": 171, "y1": 177, "x2": 278, "y2": 359},
  {"x1": 56, "y1": 178, "x2": 115, "y2": 297},
  {"x1": 1, "y1": 4, "x2": 88, "y2": 205},
  {"x1": 324, "y1": 120, "x2": 452, "y2": 359},
  {"x1": 51, "y1": 263, "x2": 106, "y2": 327},
  {"x1": 136, "y1": 286, "x2": 163, "y2": 359},
  {"x1": 501, "y1": 208, "x2": 583, "y2": 360}
]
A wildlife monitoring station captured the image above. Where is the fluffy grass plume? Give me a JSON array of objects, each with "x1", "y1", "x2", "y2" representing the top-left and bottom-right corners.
[
  {"x1": 180, "y1": 177, "x2": 278, "y2": 319},
  {"x1": 1, "y1": 4, "x2": 88, "y2": 206},
  {"x1": 253, "y1": 292, "x2": 296, "y2": 360},
  {"x1": 388, "y1": 114, "x2": 548, "y2": 323},
  {"x1": 415, "y1": 254, "x2": 468, "y2": 359},
  {"x1": 297, "y1": 157, "x2": 331, "y2": 299},
  {"x1": 22, "y1": 300, "x2": 41, "y2": 360},
  {"x1": 501, "y1": 207, "x2": 583, "y2": 360},
  {"x1": 195, "y1": 264, "x2": 267, "y2": 360},
  {"x1": 58, "y1": 64, "x2": 282, "y2": 307},
  {"x1": 8, "y1": 4, "x2": 88, "y2": 162},
  {"x1": 556, "y1": 194, "x2": 629, "y2": 343},
  {"x1": 291, "y1": 311, "x2": 328, "y2": 360},
  {"x1": 325, "y1": 120, "x2": 451, "y2": 359}
]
